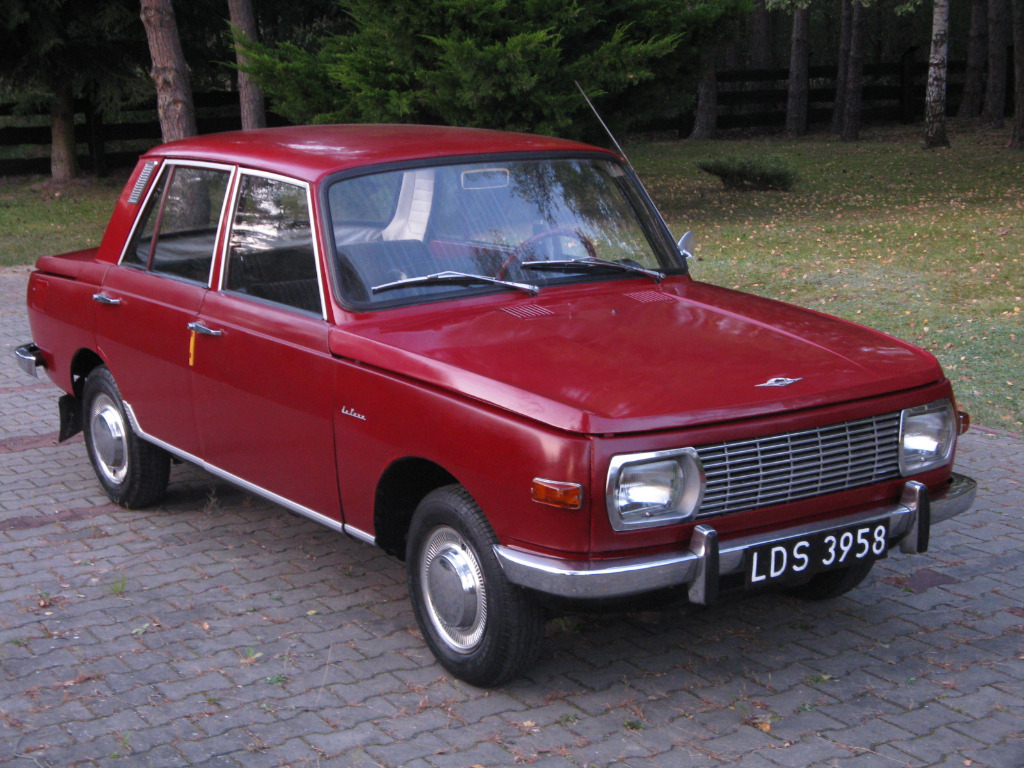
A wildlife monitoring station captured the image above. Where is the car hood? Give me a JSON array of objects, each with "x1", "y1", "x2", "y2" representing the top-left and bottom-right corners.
[{"x1": 328, "y1": 279, "x2": 944, "y2": 434}]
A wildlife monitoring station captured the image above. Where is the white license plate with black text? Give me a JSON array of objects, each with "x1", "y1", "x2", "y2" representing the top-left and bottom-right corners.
[{"x1": 745, "y1": 521, "x2": 889, "y2": 587}]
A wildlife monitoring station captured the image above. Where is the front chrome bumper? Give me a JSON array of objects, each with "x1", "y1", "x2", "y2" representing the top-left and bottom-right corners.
[{"x1": 495, "y1": 473, "x2": 977, "y2": 605}]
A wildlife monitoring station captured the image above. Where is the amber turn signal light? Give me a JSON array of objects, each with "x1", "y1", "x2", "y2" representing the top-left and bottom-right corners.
[{"x1": 531, "y1": 478, "x2": 583, "y2": 509}]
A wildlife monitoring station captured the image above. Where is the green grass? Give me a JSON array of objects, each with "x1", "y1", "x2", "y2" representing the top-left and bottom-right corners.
[
  {"x1": 0, "y1": 174, "x2": 127, "y2": 266},
  {"x1": 630, "y1": 121, "x2": 1023, "y2": 432},
  {"x1": 2, "y1": 122, "x2": 1020, "y2": 430}
]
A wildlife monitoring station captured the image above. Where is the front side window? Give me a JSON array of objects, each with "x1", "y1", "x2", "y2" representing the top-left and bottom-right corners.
[
  {"x1": 326, "y1": 157, "x2": 680, "y2": 308},
  {"x1": 124, "y1": 165, "x2": 231, "y2": 284},
  {"x1": 223, "y1": 174, "x2": 322, "y2": 314}
]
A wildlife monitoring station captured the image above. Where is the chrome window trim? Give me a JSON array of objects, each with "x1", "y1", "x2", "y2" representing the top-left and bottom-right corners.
[
  {"x1": 220, "y1": 168, "x2": 328, "y2": 321},
  {"x1": 118, "y1": 159, "x2": 238, "y2": 284}
]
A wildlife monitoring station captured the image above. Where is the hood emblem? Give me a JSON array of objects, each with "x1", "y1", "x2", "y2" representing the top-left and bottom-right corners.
[{"x1": 756, "y1": 376, "x2": 803, "y2": 388}]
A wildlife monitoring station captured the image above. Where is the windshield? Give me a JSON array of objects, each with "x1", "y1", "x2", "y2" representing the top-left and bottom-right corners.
[{"x1": 326, "y1": 157, "x2": 681, "y2": 307}]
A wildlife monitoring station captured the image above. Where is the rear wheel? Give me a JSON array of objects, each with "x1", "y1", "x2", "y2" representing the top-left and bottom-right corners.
[
  {"x1": 785, "y1": 559, "x2": 875, "y2": 601},
  {"x1": 82, "y1": 366, "x2": 170, "y2": 509},
  {"x1": 406, "y1": 485, "x2": 544, "y2": 687}
]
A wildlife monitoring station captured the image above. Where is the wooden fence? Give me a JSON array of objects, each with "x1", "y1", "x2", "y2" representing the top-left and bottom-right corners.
[
  {"x1": 0, "y1": 91, "x2": 286, "y2": 177},
  {"x1": 712, "y1": 54, "x2": 969, "y2": 131},
  {"x1": 0, "y1": 55, "x2": 1013, "y2": 175},
  {"x1": 712, "y1": 46, "x2": 1018, "y2": 132}
]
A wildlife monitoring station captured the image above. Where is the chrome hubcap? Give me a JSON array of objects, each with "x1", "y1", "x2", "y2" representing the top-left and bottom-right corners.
[
  {"x1": 419, "y1": 526, "x2": 486, "y2": 653},
  {"x1": 89, "y1": 394, "x2": 128, "y2": 485}
]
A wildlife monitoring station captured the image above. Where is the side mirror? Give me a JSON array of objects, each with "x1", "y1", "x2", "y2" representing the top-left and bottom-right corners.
[{"x1": 677, "y1": 231, "x2": 695, "y2": 260}]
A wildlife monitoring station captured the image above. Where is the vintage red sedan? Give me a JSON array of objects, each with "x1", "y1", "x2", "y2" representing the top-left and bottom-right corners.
[{"x1": 16, "y1": 125, "x2": 976, "y2": 686}]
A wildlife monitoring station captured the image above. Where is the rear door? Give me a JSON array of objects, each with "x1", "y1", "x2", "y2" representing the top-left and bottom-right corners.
[{"x1": 94, "y1": 161, "x2": 234, "y2": 456}]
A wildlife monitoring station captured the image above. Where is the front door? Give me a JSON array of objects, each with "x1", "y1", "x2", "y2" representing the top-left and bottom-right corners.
[{"x1": 189, "y1": 171, "x2": 340, "y2": 520}]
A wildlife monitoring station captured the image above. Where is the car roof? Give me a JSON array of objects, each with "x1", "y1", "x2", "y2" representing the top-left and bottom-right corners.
[{"x1": 145, "y1": 124, "x2": 615, "y2": 183}]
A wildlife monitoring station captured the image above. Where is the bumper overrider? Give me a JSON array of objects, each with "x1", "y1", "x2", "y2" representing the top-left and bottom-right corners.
[{"x1": 494, "y1": 473, "x2": 977, "y2": 605}]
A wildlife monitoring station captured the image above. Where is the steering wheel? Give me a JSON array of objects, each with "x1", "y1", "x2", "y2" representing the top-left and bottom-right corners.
[{"x1": 497, "y1": 228, "x2": 597, "y2": 280}]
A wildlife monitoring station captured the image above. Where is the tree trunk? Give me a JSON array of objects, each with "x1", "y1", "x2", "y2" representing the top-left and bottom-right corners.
[
  {"x1": 228, "y1": 0, "x2": 266, "y2": 130},
  {"x1": 750, "y1": 0, "x2": 774, "y2": 69},
  {"x1": 140, "y1": 0, "x2": 197, "y2": 143},
  {"x1": 925, "y1": 0, "x2": 951, "y2": 147},
  {"x1": 786, "y1": 6, "x2": 810, "y2": 137},
  {"x1": 958, "y1": 0, "x2": 988, "y2": 117},
  {"x1": 981, "y1": 0, "x2": 1009, "y2": 128},
  {"x1": 841, "y1": 0, "x2": 866, "y2": 141},
  {"x1": 49, "y1": 83, "x2": 79, "y2": 181},
  {"x1": 1011, "y1": 0, "x2": 1024, "y2": 148},
  {"x1": 690, "y1": 50, "x2": 718, "y2": 139},
  {"x1": 831, "y1": 0, "x2": 853, "y2": 135}
]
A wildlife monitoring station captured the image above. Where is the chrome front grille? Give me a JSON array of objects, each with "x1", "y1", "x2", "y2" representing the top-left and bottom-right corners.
[{"x1": 695, "y1": 412, "x2": 903, "y2": 518}]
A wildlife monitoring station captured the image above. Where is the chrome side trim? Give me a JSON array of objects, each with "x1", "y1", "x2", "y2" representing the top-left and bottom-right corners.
[
  {"x1": 14, "y1": 343, "x2": 44, "y2": 377},
  {"x1": 495, "y1": 473, "x2": 977, "y2": 601},
  {"x1": 121, "y1": 401, "x2": 375, "y2": 544},
  {"x1": 343, "y1": 525, "x2": 376, "y2": 546}
]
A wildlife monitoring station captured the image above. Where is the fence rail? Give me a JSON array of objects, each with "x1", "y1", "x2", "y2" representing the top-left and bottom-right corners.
[
  {"x1": 0, "y1": 91, "x2": 286, "y2": 177},
  {"x1": 710, "y1": 50, "x2": 1015, "y2": 132},
  {"x1": 0, "y1": 55, "x2": 1014, "y2": 176}
]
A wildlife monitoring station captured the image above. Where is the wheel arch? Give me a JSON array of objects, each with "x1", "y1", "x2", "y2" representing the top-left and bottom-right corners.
[
  {"x1": 70, "y1": 348, "x2": 106, "y2": 398},
  {"x1": 373, "y1": 457, "x2": 458, "y2": 560}
]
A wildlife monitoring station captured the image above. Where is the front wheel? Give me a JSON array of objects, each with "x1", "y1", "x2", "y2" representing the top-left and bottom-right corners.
[
  {"x1": 82, "y1": 366, "x2": 170, "y2": 509},
  {"x1": 406, "y1": 485, "x2": 544, "y2": 687}
]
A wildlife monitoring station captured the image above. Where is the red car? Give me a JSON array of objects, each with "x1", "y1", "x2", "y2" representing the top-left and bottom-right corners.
[{"x1": 16, "y1": 125, "x2": 976, "y2": 686}]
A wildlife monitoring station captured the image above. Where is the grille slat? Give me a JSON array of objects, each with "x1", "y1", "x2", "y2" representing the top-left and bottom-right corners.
[{"x1": 695, "y1": 412, "x2": 902, "y2": 518}]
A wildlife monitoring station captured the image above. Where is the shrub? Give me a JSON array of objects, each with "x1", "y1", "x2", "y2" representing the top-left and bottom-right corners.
[{"x1": 697, "y1": 155, "x2": 798, "y2": 191}]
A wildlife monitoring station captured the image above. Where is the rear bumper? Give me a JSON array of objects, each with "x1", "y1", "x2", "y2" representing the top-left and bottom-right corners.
[
  {"x1": 495, "y1": 473, "x2": 977, "y2": 604},
  {"x1": 14, "y1": 343, "x2": 44, "y2": 378}
]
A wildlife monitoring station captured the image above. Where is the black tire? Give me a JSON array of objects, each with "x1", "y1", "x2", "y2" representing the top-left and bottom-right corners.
[
  {"x1": 785, "y1": 559, "x2": 875, "y2": 601},
  {"x1": 406, "y1": 485, "x2": 545, "y2": 688},
  {"x1": 82, "y1": 366, "x2": 170, "y2": 509}
]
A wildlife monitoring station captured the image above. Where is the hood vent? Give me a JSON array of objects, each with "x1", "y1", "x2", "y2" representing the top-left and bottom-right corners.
[
  {"x1": 626, "y1": 290, "x2": 674, "y2": 304},
  {"x1": 502, "y1": 304, "x2": 554, "y2": 319}
]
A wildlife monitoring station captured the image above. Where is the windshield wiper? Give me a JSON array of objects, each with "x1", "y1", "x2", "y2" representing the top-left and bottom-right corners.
[
  {"x1": 371, "y1": 270, "x2": 540, "y2": 296},
  {"x1": 522, "y1": 257, "x2": 664, "y2": 283}
]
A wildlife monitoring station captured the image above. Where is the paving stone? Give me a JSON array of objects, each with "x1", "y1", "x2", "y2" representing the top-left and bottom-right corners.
[{"x1": 2, "y1": 264, "x2": 1023, "y2": 768}]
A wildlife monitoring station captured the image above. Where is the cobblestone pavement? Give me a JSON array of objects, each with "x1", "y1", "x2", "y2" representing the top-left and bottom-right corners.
[{"x1": 1, "y1": 264, "x2": 1022, "y2": 768}]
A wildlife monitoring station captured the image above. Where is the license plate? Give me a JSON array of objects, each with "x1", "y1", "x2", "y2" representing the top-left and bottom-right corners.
[{"x1": 745, "y1": 521, "x2": 889, "y2": 588}]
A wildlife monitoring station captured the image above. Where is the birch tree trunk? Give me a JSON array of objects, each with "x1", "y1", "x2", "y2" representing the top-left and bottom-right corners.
[
  {"x1": 924, "y1": 0, "x2": 951, "y2": 148},
  {"x1": 228, "y1": 0, "x2": 266, "y2": 130},
  {"x1": 140, "y1": 0, "x2": 197, "y2": 143},
  {"x1": 786, "y1": 6, "x2": 810, "y2": 137}
]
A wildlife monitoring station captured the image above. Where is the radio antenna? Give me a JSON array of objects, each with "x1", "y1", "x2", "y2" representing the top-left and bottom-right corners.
[
  {"x1": 575, "y1": 81, "x2": 639, "y2": 177},
  {"x1": 575, "y1": 80, "x2": 691, "y2": 258}
]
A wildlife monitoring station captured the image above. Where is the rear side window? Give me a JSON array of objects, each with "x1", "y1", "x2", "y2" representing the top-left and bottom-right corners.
[{"x1": 124, "y1": 165, "x2": 231, "y2": 284}]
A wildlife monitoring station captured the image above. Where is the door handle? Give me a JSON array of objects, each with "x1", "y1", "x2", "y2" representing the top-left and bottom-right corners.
[
  {"x1": 187, "y1": 321, "x2": 223, "y2": 337},
  {"x1": 92, "y1": 293, "x2": 121, "y2": 305}
]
